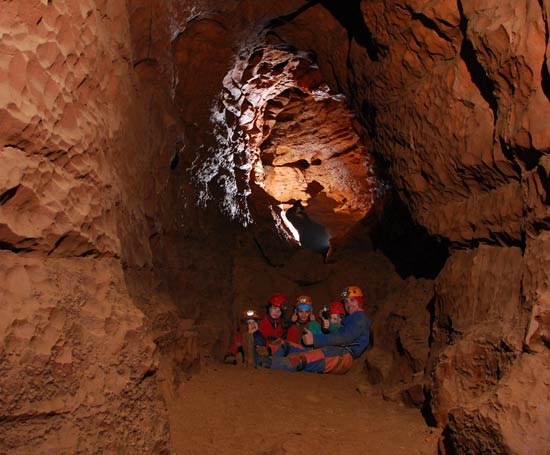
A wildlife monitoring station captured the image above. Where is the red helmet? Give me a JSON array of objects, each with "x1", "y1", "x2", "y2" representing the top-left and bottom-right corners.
[
  {"x1": 268, "y1": 293, "x2": 288, "y2": 309},
  {"x1": 328, "y1": 301, "x2": 345, "y2": 315}
]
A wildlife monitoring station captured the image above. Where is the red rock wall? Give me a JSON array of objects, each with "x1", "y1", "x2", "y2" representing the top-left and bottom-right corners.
[
  {"x1": 267, "y1": 1, "x2": 550, "y2": 453},
  {"x1": 0, "y1": 1, "x2": 202, "y2": 452},
  {"x1": 2, "y1": 0, "x2": 550, "y2": 453},
  {"x1": 0, "y1": 254, "x2": 170, "y2": 454}
]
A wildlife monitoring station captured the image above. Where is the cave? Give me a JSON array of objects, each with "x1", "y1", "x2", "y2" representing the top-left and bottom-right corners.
[{"x1": 1, "y1": 1, "x2": 549, "y2": 454}]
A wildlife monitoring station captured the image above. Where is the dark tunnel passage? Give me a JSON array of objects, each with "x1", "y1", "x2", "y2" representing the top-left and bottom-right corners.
[{"x1": 285, "y1": 200, "x2": 330, "y2": 256}]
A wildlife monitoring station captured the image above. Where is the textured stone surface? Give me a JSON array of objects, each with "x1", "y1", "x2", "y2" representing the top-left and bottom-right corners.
[
  {"x1": 2, "y1": 0, "x2": 550, "y2": 453},
  {"x1": 0, "y1": 254, "x2": 170, "y2": 454},
  {"x1": 189, "y1": 41, "x2": 378, "y2": 241},
  {"x1": 442, "y1": 352, "x2": 550, "y2": 455},
  {"x1": 270, "y1": 0, "x2": 549, "y2": 244},
  {"x1": 0, "y1": 0, "x2": 200, "y2": 452},
  {"x1": 523, "y1": 231, "x2": 550, "y2": 352},
  {"x1": 364, "y1": 277, "x2": 433, "y2": 406}
]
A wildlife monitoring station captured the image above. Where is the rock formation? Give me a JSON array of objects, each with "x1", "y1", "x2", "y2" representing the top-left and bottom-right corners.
[{"x1": 1, "y1": 0, "x2": 549, "y2": 454}]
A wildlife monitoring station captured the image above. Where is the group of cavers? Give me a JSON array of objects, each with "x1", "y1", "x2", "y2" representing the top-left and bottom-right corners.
[{"x1": 224, "y1": 286, "x2": 371, "y2": 374}]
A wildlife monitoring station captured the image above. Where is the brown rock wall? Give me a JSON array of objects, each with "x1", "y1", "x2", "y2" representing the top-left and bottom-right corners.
[
  {"x1": 263, "y1": 4, "x2": 549, "y2": 450},
  {"x1": 462, "y1": 0, "x2": 550, "y2": 152},
  {"x1": 364, "y1": 277, "x2": 434, "y2": 406},
  {"x1": 432, "y1": 246, "x2": 524, "y2": 341},
  {"x1": 427, "y1": 246, "x2": 525, "y2": 426},
  {"x1": 0, "y1": 253, "x2": 170, "y2": 454},
  {"x1": 0, "y1": 0, "x2": 132, "y2": 256},
  {"x1": 0, "y1": 0, "x2": 205, "y2": 452},
  {"x1": 272, "y1": 0, "x2": 550, "y2": 242},
  {"x1": 523, "y1": 231, "x2": 550, "y2": 352},
  {"x1": 442, "y1": 352, "x2": 550, "y2": 455},
  {"x1": 2, "y1": 0, "x2": 550, "y2": 453}
]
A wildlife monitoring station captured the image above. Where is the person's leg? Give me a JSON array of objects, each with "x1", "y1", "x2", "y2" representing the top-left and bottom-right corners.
[
  {"x1": 270, "y1": 339, "x2": 308, "y2": 357},
  {"x1": 321, "y1": 350, "x2": 353, "y2": 374},
  {"x1": 271, "y1": 346, "x2": 354, "y2": 374},
  {"x1": 271, "y1": 348, "x2": 325, "y2": 372}
]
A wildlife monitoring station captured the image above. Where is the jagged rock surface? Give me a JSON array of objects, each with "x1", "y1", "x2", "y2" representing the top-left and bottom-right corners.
[
  {"x1": 0, "y1": 254, "x2": 170, "y2": 454},
  {"x1": 2, "y1": 0, "x2": 550, "y2": 454}
]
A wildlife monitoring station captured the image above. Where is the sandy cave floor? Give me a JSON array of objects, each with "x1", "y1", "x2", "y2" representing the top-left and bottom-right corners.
[{"x1": 165, "y1": 362, "x2": 440, "y2": 455}]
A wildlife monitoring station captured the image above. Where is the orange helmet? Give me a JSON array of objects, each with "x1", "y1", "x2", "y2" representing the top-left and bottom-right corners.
[
  {"x1": 295, "y1": 295, "x2": 313, "y2": 311},
  {"x1": 241, "y1": 309, "x2": 260, "y2": 322},
  {"x1": 328, "y1": 301, "x2": 345, "y2": 315},
  {"x1": 268, "y1": 293, "x2": 288, "y2": 309},
  {"x1": 341, "y1": 285, "x2": 363, "y2": 299}
]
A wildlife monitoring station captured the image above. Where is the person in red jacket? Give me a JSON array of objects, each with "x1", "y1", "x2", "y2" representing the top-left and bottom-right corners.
[
  {"x1": 224, "y1": 293, "x2": 288, "y2": 365},
  {"x1": 259, "y1": 293, "x2": 288, "y2": 342},
  {"x1": 285, "y1": 295, "x2": 316, "y2": 344}
]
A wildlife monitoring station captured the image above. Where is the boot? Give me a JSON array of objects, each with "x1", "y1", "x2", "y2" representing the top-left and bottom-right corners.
[
  {"x1": 255, "y1": 356, "x2": 272, "y2": 368},
  {"x1": 223, "y1": 353, "x2": 237, "y2": 365}
]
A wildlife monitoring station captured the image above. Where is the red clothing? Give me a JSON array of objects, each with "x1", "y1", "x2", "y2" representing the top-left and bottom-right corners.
[
  {"x1": 227, "y1": 328, "x2": 266, "y2": 356},
  {"x1": 227, "y1": 315, "x2": 282, "y2": 357},
  {"x1": 259, "y1": 315, "x2": 283, "y2": 341},
  {"x1": 285, "y1": 321, "x2": 311, "y2": 344},
  {"x1": 228, "y1": 330, "x2": 244, "y2": 356}
]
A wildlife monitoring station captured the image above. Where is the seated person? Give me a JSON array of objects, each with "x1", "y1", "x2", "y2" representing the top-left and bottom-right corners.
[
  {"x1": 224, "y1": 309, "x2": 265, "y2": 365},
  {"x1": 308, "y1": 301, "x2": 345, "y2": 335},
  {"x1": 285, "y1": 295, "x2": 316, "y2": 343},
  {"x1": 261, "y1": 285, "x2": 371, "y2": 375},
  {"x1": 224, "y1": 293, "x2": 289, "y2": 365},
  {"x1": 259, "y1": 293, "x2": 288, "y2": 343}
]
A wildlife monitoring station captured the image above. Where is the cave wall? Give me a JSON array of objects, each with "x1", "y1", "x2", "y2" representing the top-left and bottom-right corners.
[
  {"x1": 2, "y1": 0, "x2": 550, "y2": 454},
  {"x1": 0, "y1": 0, "x2": 225, "y2": 452},
  {"x1": 267, "y1": 1, "x2": 550, "y2": 453},
  {"x1": 164, "y1": 0, "x2": 550, "y2": 452}
]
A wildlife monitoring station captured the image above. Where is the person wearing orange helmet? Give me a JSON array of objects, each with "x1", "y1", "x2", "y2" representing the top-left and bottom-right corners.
[
  {"x1": 285, "y1": 295, "x2": 316, "y2": 344},
  {"x1": 308, "y1": 301, "x2": 345, "y2": 335},
  {"x1": 264, "y1": 285, "x2": 371, "y2": 374}
]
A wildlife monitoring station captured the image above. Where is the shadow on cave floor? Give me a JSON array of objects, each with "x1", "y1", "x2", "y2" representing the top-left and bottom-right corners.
[{"x1": 165, "y1": 362, "x2": 439, "y2": 455}]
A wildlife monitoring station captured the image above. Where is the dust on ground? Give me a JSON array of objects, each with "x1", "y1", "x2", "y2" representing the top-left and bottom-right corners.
[{"x1": 165, "y1": 362, "x2": 439, "y2": 455}]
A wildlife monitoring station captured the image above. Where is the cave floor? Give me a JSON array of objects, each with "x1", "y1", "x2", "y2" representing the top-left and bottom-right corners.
[{"x1": 165, "y1": 362, "x2": 439, "y2": 455}]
